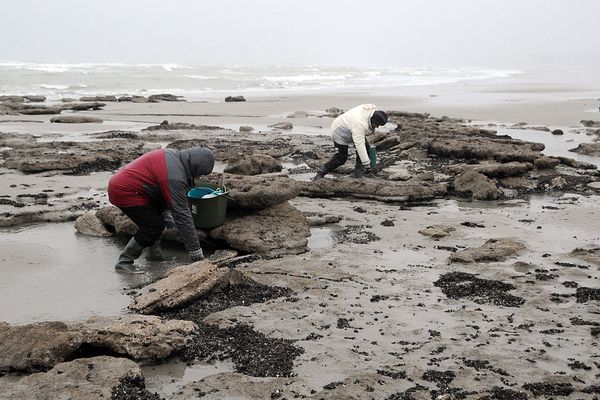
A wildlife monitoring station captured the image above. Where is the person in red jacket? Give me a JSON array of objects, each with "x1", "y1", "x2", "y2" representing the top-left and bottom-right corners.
[{"x1": 108, "y1": 146, "x2": 214, "y2": 273}]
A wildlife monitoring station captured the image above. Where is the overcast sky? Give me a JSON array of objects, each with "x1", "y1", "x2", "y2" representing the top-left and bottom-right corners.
[{"x1": 1, "y1": 0, "x2": 599, "y2": 68}]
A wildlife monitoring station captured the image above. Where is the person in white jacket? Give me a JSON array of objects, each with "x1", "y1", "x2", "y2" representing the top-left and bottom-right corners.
[{"x1": 314, "y1": 104, "x2": 388, "y2": 180}]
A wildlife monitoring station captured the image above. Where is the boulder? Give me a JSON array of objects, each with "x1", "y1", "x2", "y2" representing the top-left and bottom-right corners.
[
  {"x1": 50, "y1": 116, "x2": 103, "y2": 123},
  {"x1": 268, "y1": 122, "x2": 293, "y2": 130},
  {"x1": 0, "y1": 356, "x2": 143, "y2": 399},
  {"x1": 96, "y1": 206, "x2": 138, "y2": 236},
  {"x1": 449, "y1": 161, "x2": 534, "y2": 178},
  {"x1": 79, "y1": 96, "x2": 117, "y2": 102},
  {"x1": 453, "y1": 170, "x2": 500, "y2": 200},
  {"x1": 534, "y1": 156, "x2": 561, "y2": 169},
  {"x1": 70, "y1": 315, "x2": 197, "y2": 360},
  {"x1": 200, "y1": 173, "x2": 301, "y2": 211},
  {"x1": 62, "y1": 102, "x2": 105, "y2": 111},
  {"x1": 450, "y1": 238, "x2": 526, "y2": 263},
  {"x1": 325, "y1": 107, "x2": 343, "y2": 117},
  {"x1": 552, "y1": 129, "x2": 564, "y2": 135},
  {"x1": 74, "y1": 211, "x2": 114, "y2": 237},
  {"x1": 225, "y1": 95, "x2": 246, "y2": 102},
  {"x1": 581, "y1": 120, "x2": 600, "y2": 128},
  {"x1": 0, "y1": 321, "x2": 82, "y2": 372},
  {"x1": 18, "y1": 106, "x2": 62, "y2": 115},
  {"x1": 210, "y1": 202, "x2": 310, "y2": 256},
  {"x1": 239, "y1": 125, "x2": 254, "y2": 132},
  {"x1": 24, "y1": 95, "x2": 46, "y2": 102},
  {"x1": 148, "y1": 94, "x2": 183, "y2": 102},
  {"x1": 129, "y1": 262, "x2": 230, "y2": 313},
  {"x1": 287, "y1": 111, "x2": 308, "y2": 118},
  {"x1": 419, "y1": 224, "x2": 456, "y2": 239},
  {"x1": 569, "y1": 143, "x2": 600, "y2": 157},
  {"x1": 224, "y1": 154, "x2": 283, "y2": 175}
]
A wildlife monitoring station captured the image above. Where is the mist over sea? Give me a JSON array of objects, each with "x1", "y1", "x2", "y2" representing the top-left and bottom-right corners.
[{"x1": 0, "y1": 62, "x2": 521, "y2": 101}]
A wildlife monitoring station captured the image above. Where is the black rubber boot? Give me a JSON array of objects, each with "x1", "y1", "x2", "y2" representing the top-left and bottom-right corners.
[
  {"x1": 312, "y1": 166, "x2": 327, "y2": 181},
  {"x1": 352, "y1": 163, "x2": 365, "y2": 178},
  {"x1": 115, "y1": 237, "x2": 145, "y2": 274},
  {"x1": 146, "y1": 240, "x2": 165, "y2": 261}
]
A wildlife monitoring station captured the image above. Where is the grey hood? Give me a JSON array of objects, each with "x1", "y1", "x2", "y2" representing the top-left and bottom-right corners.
[{"x1": 180, "y1": 147, "x2": 215, "y2": 180}]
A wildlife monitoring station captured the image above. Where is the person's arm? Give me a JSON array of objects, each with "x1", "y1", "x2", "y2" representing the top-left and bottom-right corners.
[
  {"x1": 168, "y1": 179, "x2": 204, "y2": 261},
  {"x1": 351, "y1": 123, "x2": 371, "y2": 166}
]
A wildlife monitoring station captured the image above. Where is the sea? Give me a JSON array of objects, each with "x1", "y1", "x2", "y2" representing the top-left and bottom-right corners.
[{"x1": 0, "y1": 62, "x2": 521, "y2": 101}]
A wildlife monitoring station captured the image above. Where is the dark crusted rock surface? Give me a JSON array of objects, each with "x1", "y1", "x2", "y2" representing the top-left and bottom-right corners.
[{"x1": 434, "y1": 271, "x2": 525, "y2": 307}]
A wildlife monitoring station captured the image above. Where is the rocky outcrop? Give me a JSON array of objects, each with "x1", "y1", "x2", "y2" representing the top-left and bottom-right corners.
[
  {"x1": 0, "y1": 356, "x2": 143, "y2": 399},
  {"x1": 450, "y1": 238, "x2": 526, "y2": 263},
  {"x1": 268, "y1": 122, "x2": 293, "y2": 130},
  {"x1": 569, "y1": 143, "x2": 600, "y2": 156},
  {"x1": 129, "y1": 262, "x2": 230, "y2": 313},
  {"x1": 453, "y1": 170, "x2": 500, "y2": 200},
  {"x1": 210, "y1": 202, "x2": 310, "y2": 256},
  {"x1": 50, "y1": 115, "x2": 103, "y2": 123},
  {"x1": 202, "y1": 173, "x2": 301, "y2": 211},
  {"x1": 70, "y1": 315, "x2": 197, "y2": 360},
  {"x1": 80, "y1": 95, "x2": 118, "y2": 102},
  {"x1": 2, "y1": 140, "x2": 150, "y2": 173},
  {"x1": 301, "y1": 176, "x2": 448, "y2": 202},
  {"x1": 224, "y1": 154, "x2": 283, "y2": 175},
  {"x1": 0, "y1": 321, "x2": 82, "y2": 372},
  {"x1": 148, "y1": 94, "x2": 184, "y2": 102},
  {"x1": 74, "y1": 211, "x2": 114, "y2": 237},
  {"x1": 225, "y1": 95, "x2": 246, "y2": 102}
]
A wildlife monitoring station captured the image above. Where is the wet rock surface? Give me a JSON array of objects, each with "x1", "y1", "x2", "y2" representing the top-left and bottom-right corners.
[
  {"x1": 223, "y1": 154, "x2": 283, "y2": 175},
  {"x1": 210, "y1": 201, "x2": 311, "y2": 256},
  {"x1": 0, "y1": 356, "x2": 145, "y2": 399},
  {"x1": 450, "y1": 238, "x2": 526, "y2": 263}
]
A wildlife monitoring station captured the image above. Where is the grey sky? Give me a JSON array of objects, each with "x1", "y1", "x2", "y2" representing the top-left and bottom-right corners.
[{"x1": 1, "y1": 0, "x2": 599, "y2": 67}]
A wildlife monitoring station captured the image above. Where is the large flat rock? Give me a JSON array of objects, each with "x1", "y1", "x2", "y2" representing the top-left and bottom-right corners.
[
  {"x1": 450, "y1": 238, "x2": 526, "y2": 263},
  {"x1": 129, "y1": 262, "x2": 230, "y2": 314},
  {"x1": 210, "y1": 202, "x2": 310, "y2": 256},
  {"x1": 70, "y1": 315, "x2": 197, "y2": 361},
  {"x1": 0, "y1": 356, "x2": 143, "y2": 399},
  {"x1": 0, "y1": 321, "x2": 82, "y2": 372}
]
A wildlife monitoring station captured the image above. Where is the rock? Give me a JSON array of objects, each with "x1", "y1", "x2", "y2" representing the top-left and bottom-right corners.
[
  {"x1": 450, "y1": 238, "x2": 526, "y2": 263},
  {"x1": 0, "y1": 356, "x2": 143, "y2": 399},
  {"x1": 287, "y1": 111, "x2": 308, "y2": 118},
  {"x1": 534, "y1": 156, "x2": 561, "y2": 169},
  {"x1": 268, "y1": 122, "x2": 293, "y2": 130},
  {"x1": 325, "y1": 107, "x2": 343, "y2": 117},
  {"x1": 387, "y1": 110, "x2": 430, "y2": 119},
  {"x1": 24, "y1": 95, "x2": 46, "y2": 102},
  {"x1": 453, "y1": 170, "x2": 500, "y2": 200},
  {"x1": 96, "y1": 206, "x2": 138, "y2": 235},
  {"x1": 302, "y1": 177, "x2": 447, "y2": 202},
  {"x1": 79, "y1": 95, "x2": 118, "y2": 102},
  {"x1": 207, "y1": 249, "x2": 239, "y2": 263},
  {"x1": 569, "y1": 143, "x2": 600, "y2": 157},
  {"x1": 210, "y1": 202, "x2": 310, "y2": 256},
  {"x1": 0, "y1": 321, "x2": 83, "y2": 372},
  {"x1": 571, "y1": 248, "x2": 600, "y2": 266},
  {"x1": 74, "y1": 211, "x2": 114, "y2": 237},
  {"x1": 239, "y1": 125, "x2": 254, "y2": 132},
  {"x1": 201, "y1": 173, "x2": 301, "y2": 211},
  {"x1": 225, "y1": 95, "x2": 246, "y2": 102},
  {"x1": 552, "y1": 129, "x2": 564, "y2": 135},
  {"x1": 549, "y1": 176, "x2": 567, "y2": 190},
  {"x1": 581, "y1": 120, "x2": 600, "y2": 128},
  {"x1": 142, "y1": 120, "x2": 221, "y2": 131},
  {"x1": 558, "y1": 156, "x2": 597, "y2": 170},
  {"x1": 118, "y1": 95, "x2": 148, "y2": 103},
  {"x1": 61, "y1": 98, "x2": 77, "y2": 102},
  {"x1": 427, "y1": 136, "x2": 542, "y2": 163},
  {"x1": 129, "y1": 262, "x2": 230, "y2": 313},
  {"x1": 50, "y1": 116, "x2": 103, "y2": 123},
  {"x1": 62, "y1": 102, "x2": 105, "y2": 111},
  {"x1": 224, "y1": 154, "x2": 283, "y2": 175},
  {"x1": 304, "y1": 212, "x2": 342, "y2": 226},
  {"x1": 419, "y1": 224, "x2": 456, "y2": 239},
  {"x1": 0, "y1": 95, "x2": 26, "y2": 102},
  {"x1": 452, "y1": 161, "x2": 534, "y2": 178},
  {"x1": 70, "y1": 315, "x2": 197, "y2": 360},
  {"x1": 148, "y1": 94, "x2": 183, "y2": 102},
  {"x1": 18, "y1": 106, "x2": 62, "y2": 115}
]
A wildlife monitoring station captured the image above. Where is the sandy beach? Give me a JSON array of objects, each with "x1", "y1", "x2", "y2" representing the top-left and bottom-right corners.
[{"x1": 1, "y1": 73, "x2": 599, "y2": 399}]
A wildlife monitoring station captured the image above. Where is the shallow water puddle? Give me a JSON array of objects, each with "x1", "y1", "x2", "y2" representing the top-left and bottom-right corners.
[
  {"x1": 142, "y1": 359, "x2": 235, "y2": 398},
  {"x1": 0, "y1": 222, "x2": 187, "y2": 324},
  {"x1": 308, "y1": 227, "x2": 335, "y2": 250}
]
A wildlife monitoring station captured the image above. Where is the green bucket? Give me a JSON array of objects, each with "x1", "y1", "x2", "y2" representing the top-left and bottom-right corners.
[
  {"x1": 369, "y1": 145, "x2": 377, "y2": 170},
  {"x1": 187, "y1": 183, "x2": 228, "y2": 229}
]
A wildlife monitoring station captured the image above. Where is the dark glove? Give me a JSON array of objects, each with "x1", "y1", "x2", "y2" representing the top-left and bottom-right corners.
[{"x1": 189, "y1": 248, "x2": 204, "y2": 262}]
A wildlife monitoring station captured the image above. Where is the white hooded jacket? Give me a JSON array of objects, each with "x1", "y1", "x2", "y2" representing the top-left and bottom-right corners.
[{"x1": 330, "y1": 104, "x2": 377, "y2": 166}]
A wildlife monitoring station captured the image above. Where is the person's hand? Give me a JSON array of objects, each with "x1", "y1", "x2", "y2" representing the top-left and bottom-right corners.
[
  {"x1": 189, "y1": 248, "x2": 204, "y2": 262},
  {"x1": 162, "y1": 210, "x2": 176, "y2": 229}
]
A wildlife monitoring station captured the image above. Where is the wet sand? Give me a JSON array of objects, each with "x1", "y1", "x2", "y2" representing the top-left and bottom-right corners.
[{"x1": 1, "y1": 76, "x2": 600, "y2": 398}]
